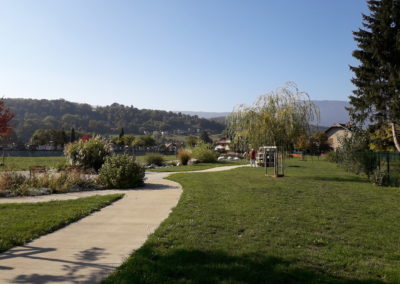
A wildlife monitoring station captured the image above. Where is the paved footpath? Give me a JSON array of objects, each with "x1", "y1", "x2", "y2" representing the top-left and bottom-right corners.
[{"x1": 0, "y1": 165, "x2": 245, "y2": 283}]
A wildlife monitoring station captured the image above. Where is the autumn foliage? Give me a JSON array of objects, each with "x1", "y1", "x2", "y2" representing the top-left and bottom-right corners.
[{"x1": 0, "y1": 99, "x2": 15, "y2": 137}]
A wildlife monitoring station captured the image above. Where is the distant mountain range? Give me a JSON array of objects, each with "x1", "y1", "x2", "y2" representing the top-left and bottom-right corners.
[{"x1": 178, "y1": 100, "x2": 351, "y2": 128}]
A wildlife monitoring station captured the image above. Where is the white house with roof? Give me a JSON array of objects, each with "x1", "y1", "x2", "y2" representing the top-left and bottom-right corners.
[{"x1": 325, "y1": 123, "x2": 352, "y2": 150}]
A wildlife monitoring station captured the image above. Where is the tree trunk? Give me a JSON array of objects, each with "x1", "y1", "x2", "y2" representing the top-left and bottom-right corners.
[{"x1": 391, "y1": 122, "x2": 400, "y2": 152}]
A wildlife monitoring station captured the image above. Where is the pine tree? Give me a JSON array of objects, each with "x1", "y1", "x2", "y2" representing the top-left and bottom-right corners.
[
  {"x1": 119, "y1": 127, "x2": 125, "y2": 139},
  {"x1": 349, "y1": 0, "x2": 400, "y2": 151},
  {"x1": 70, "y1": 128, "x2": 76, "y2": 142},
  {"x1": 200, "y1": 131, "x2": 212, "y2": 144}
]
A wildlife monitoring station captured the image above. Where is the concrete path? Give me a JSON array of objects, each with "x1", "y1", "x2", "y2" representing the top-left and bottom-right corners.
[{"x1": 0, "y1": 165, "x2": 245, "y2": 283}]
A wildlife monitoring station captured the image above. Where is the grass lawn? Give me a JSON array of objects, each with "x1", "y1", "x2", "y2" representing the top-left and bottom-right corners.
[
  {"x1": 105, "y1": 159, "x2": 400, "y2": 283},
  {"x1": 148, "y1": 160, "x2": 248, "y2": 172},
  {"x1": 0, "y1": 194, "x2": 123, "y2": 253},
  {"x1": 0, "y1": 155, "x2": 177, "y2": 171},
  {"x1": 135, "y1": 154, "x2": 177, "y2": 164},
  {"x1": 0, "y1": 156, "x2": 66, "y2": 171}
]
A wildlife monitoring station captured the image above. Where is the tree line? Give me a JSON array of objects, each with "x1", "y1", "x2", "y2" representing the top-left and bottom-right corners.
[{"x1": 3, "y1": 98, "x2": 225, "y2": 142}]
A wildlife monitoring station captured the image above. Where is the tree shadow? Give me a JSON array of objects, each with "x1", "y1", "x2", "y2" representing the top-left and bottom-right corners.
[
  {"x1": 106, "y1": 247, "x2": 391, "y2": 284},
  {"x1": 0, "y1": 245, "x2": 115, "y2": 283}
]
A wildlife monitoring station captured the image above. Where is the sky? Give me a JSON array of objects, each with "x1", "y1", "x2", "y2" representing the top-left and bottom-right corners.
[{"x1": 0, "y1": 0, "x2": 369, "y2": 112}]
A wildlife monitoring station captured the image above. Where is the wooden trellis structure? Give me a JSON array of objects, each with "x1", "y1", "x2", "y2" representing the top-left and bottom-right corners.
[{"x1": 256, "y1": 146, "x2": 284, "y2": 177}]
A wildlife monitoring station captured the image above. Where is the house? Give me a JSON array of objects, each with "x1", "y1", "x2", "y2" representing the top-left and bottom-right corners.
[
  {"x1": 164, "y1": 143, "x2": 177, "y2": 153},
  {"x1": 325, "y1": 123, "x2": 352, "y2": 150},
  {"x1": 214, "y1": 137, "x2": 231, "y2": 152}
]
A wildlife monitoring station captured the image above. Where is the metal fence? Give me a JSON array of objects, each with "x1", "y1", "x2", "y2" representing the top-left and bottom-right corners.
[{"x1": 353, "y1": 152, "x2": 400, "y2": 187}]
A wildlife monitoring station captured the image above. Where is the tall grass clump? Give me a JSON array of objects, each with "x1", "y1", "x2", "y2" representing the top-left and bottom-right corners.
[
  {"x1": 0, "y1": 172, "x2": 27, "y2": 196},
  {"x1": 0, "y1": 170, "x2": 98, "y2": 197},
  {"x1": 178, "y1": 149, "x2": 191, "y2": 165}
]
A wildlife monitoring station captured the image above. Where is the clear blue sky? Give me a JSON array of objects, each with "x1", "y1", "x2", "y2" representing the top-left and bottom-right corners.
[{"x1": 0, "y1": 0, "x2": 368, "y2": 112}]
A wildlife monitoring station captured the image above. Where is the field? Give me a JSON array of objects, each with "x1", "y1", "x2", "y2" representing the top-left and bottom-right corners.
[
  {"x1": 148, "y1": 160, "x2": 247, "y2": 172},
  {"x1": 105, "y1": 159, "x2": 400, "y2": 283},
  {"x1": 134, "y1": 154, "x2": 177, "y2": 164},
  {"x1": 0, "y1": 156, "x2": 66, "y2": 171},
  {"x1": 0, "y1": 194, "x2": 123, "y2": 253},
  {"x1": 0, "y1": 155, "x2": 177, "y2": 171}
]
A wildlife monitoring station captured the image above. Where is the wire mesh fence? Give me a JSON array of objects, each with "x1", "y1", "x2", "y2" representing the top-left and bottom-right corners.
[
  {"x1": 353, "y1": 152, "x2": 400, "y2": 187},
  {"x1": 327, "y1": 151, "x2": 400, "y2": 187}
]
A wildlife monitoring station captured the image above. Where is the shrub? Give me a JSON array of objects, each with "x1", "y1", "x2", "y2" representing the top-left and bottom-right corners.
[
  {"x1": 55, "y1": 161, "x2": 68, "y2": 172},
  {"x1": 145, "y1": 154, "x2": 165, "y2": 166},
  {"x1": 191, "y1": 144, "x2": 217, "y2": 163},
  {"x1": 64, "y1": 137, "x2": 112, "y2": 172},
  {"x1": 99, "y1": 155, "x2": 145, "y2": 189},
  {"x1": 0, "y1": 172, "x2": 27, "y2": 196},
  {"x1": 177, "y1": 149, "x2": 191, "y2": 165}
]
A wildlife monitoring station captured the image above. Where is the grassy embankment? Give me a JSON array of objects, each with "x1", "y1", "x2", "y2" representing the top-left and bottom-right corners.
[
  {"x1": 0, "y1": 194, "x2": 123, "y2": 253},
  {"x1": 105, "y1": 159, "x2": 400, "y2": 283}
]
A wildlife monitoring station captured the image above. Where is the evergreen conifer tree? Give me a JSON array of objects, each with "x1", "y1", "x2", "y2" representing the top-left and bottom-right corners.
[
  {"x1": 349, "y1": 0, "x2": 400, "y2": 151},
  {"x1": 200, "y1": 131, "x2": 212, "y2": 144},
  {"x1": 119, "y1": 127, "x2": 125, "y2": 139},
  {"x1": 70, "y1": 128, "x2": 76, "y2": 142}
]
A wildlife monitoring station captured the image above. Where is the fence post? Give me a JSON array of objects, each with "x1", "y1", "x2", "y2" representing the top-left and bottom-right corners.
[{"x1": 386, "y1": 152, "x2": 390, "y2": 185}]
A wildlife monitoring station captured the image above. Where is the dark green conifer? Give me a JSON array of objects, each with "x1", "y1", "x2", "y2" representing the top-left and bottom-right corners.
[
  {"x1": 349, "y1": 0, "x2": 400, "y2": 151},
  {"x1": 70, "y1": 128, "x2": 76, "y2": 142}
]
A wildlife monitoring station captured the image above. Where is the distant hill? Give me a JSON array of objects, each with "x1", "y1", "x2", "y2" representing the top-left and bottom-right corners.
[
  {"x1": 179, "y1": 100, "x2": 351, "y2": 128},
  {"x1": 311, "y1": 100, "x2": 351, "y2": 128},
  {"x1": 4, "y1": 98, "x2": 225, "y2": 142}
]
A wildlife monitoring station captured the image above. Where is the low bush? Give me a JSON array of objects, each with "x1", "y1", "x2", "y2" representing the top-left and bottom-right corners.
[
  {"x1": 177, "y1": 149, "x2": 191, "y2": 165},
  {"x1": 99, "y1": 155, "x2": 145, "y2": 188},
  {"x1": 0, "y1": 170, "x2": 98, "y2": 197},
  {"x1": 64, "y1": 137, "x2": 112, "y2": 172},
  {"x1": 191, "y1": 144, "x2": 217, "y2": 163},
  {"x1": 145, "y1": 154, "x2": 165, "y2": 166}
]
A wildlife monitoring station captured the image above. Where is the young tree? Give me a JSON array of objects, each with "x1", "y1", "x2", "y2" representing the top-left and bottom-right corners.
[
  {"x1": 0, "y1": 99, "x2": 15, "y2": 137},
  {"x1": 295, "y1": 134, "x2": 312, "y2": 153},
  {"x1": 70, "y1": 128, "x2": 76, "y2": 142},
  {"x1": 227, "y1": 82, "x2": 319, "y2": 151},
  {"x1": 349, "y1": 0, "x2": 400, "y2": 151},
  {"x1": 200, "y1": 131, "x2": 212, "y2": 144},
  {"x1": 185, "y1": 136, "x2": 198, "y2": 148},
  {"x1": 312, "y1": 131, "x2": 331, "y2": 153}
]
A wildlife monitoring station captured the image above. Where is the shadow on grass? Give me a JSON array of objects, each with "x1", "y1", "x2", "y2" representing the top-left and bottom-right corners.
[
  {"x1": 106, "y1": 247, "x2": 388, "y2": 284},
  {"x1": 300, "y1": 176, "x2": 369, "y2": 184}
]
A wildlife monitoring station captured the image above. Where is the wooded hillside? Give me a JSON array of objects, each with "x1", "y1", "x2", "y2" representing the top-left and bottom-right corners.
[{"x1": 5, "y1": 98, "x2": 224, "y2": 142}]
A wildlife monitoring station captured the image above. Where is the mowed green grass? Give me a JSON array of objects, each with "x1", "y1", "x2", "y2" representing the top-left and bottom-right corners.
[
  {"x1": 148, "y1": 160, "x2": 248, "y2": 172},
  {"x1": 134, "y1": 154, "x2": 177, "y2": 164},
  {"x1": 105, "y1": 159, "x2": 400, "y2": 283},
  {"x1": 0, "y1": 156, "x2": 66, "y2": 171},
  {"x1": 0, "y1": 194, "x2": 123, "y2": 253},
  {"x1": 0, "y1": 155, "x2": 176, "y2": 171}
]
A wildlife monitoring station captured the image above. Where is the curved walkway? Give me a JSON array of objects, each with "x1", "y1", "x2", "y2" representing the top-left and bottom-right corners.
[{"x1": 0, "y1": 165, "x2": 245, "y2": 283}]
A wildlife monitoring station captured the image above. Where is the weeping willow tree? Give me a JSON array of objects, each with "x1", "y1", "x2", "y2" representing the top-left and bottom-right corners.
[{"x1": 227, "y1": 82, "x2": 319, "y2": 152}]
